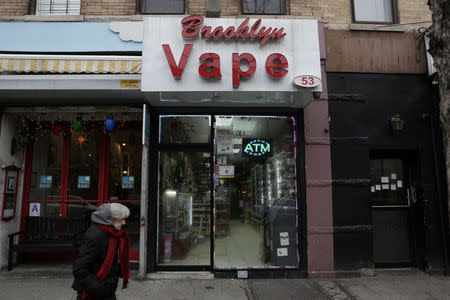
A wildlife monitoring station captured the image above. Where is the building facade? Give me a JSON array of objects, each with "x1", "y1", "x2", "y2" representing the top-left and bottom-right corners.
[{"x1": 0, "y1": 0, "x2": 447, "y2": 278}]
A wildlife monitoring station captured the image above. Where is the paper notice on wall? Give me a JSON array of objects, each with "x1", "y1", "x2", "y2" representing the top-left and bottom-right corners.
[
  {"x1": 391, "y1": 174, "x2": 397, "y2": 180},
  {"x1": 375, "y1": 185, "x2": 381, "y2": 191},
  {"x1": 397, "y1": 180, "x2": 403, "y2": 188},
  {"x1": 277, "y1": 248, "x2": 288, "y2": 257},
  {"x1": 371, "y1": 186, "x2": 375, "y2": 193},
  {"x1": 280, "y1": 232, "x2": 289, "y2": 246},
  {"x1": 217, "y1": 130, "x2": 233, "y2": 154},
  {"x1": 390, "y1": 184, "x2": 397, "y2": 191},
  {"x1": 381, "y1": 177, "x2": 389, "y2": 183},
  {"x1": 382, "y1": 184, "x2": 389, "y2": 190}
]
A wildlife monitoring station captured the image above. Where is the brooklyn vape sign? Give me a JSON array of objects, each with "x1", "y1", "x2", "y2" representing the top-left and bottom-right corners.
[{"x1": 142, "y1": 16, "x2": 321, "y2": 93}]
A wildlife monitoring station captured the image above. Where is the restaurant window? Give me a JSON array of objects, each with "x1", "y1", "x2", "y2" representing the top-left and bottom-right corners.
[
  {"x1": 36, "y1": 0, "x2": 81, "y2": 15},
  {"x1": 242, "y1": 0, "x2": 286, "y2": 14},
  {"x1": 142, "y1": 0, "x2": 185, "y2": 14},
  {"x1": 352, "y1": 0, "x2": 396, "y2": 24},
  {"x1": 108, "y1": 127, "x2": 142, "y2": 255}
]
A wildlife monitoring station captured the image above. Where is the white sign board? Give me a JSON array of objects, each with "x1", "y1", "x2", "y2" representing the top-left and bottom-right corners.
[
  {"x1": 29, "y1": 203, "x2": 41, "y2": 216},
  {"x1": 142, "y1": 17, "x2": 321, "y2": 95}
]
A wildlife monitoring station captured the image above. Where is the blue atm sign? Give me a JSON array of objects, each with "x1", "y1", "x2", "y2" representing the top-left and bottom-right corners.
[{"x1": 242, "y1": 139, "x2": 272, "y2": 158}]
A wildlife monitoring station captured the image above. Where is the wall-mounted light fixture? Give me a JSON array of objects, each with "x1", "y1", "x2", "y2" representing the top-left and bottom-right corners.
[{"x1": 390, "y1": 114, "x2": 405, "y2": 131}]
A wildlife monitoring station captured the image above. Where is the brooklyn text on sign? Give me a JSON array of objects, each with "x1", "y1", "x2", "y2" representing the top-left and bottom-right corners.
[{"x1": 181, "y1": 16, "x2": 286, "y2": 46}]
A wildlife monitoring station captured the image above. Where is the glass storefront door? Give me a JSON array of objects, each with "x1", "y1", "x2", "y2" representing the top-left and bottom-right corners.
[{"x1": 156, "y1": 114, "x2": 299, "y2": 270}]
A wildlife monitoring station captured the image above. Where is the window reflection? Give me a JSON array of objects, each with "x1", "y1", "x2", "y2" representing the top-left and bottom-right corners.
[
  {"x1": 69, "y1": 131, "x2": 100, "y2": 200},
  {"x1": 108, "y1": 129, "x2": 142, "y2": 201},
  {"x1": 29, "y1": 130, "x2": 63, "y2": 201}
]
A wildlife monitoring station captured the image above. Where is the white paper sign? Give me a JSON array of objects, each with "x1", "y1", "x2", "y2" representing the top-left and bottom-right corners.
[
  {"x1": 382, "y1": 184, "x2": 389, "y2": 190},
  {"x1": 217, "y1": 130, "x2": 234, "y2": 154},
  {"x1": 381, "y1": 177, "x2": 389, "y2": 183},
  {"x1": 390, "y1": 184, "x2": 397, "y2": 191},
  {"x1": 218, "y1": 165, "x2": 235, "y2": 178},
  {"x1": 391, "y1": 174, "x2": 397, "y2": 180},
  {"x1": 280, "y1": 232, "x2": 289, "y2": 246},
  {"x1": 397, "y1": 180, "x2": 403, "y2": 188},
  {"x1": 277, "y1": 248, "x2": 288, "y2": 256},
  {"x1": 371, "y1": 186, "x2": 375, "y2": 193},
  {"x1": 375, "y1": 185, "x2": 381, "y2": 191},
  {"x1": 237, "y1": 270, "x2": 248, "y2": 278},
  {"x1": 29, "y1": 203, "x2": 41, "y2": 216}
]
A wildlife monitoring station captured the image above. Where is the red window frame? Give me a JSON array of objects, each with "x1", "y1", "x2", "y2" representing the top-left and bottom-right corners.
[{"x1": 20, "y1": 121, "x2": 142, "y2": 260}]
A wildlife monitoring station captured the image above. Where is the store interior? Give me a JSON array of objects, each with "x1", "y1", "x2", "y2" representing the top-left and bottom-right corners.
[{"x1": 158, "y1": 116, "x2": 298, "y2": 269}]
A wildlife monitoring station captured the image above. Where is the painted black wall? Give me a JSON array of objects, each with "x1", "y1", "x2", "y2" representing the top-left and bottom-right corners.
[{"x1": 327, "y1": 73, "x2": 448, "y2": 274}]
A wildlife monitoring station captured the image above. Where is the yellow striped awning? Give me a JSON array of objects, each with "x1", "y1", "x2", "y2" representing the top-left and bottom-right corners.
[{"x1": 0, "y1": 54, "x2": 141, "y2": 74}]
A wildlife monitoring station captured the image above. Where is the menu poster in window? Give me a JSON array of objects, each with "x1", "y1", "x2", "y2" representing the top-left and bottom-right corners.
[
  {"x1": 39, "y1": 176, "x2": 52, "y2": 189},
  {"x1": 6, "y1": 176, "x2": 16, "y2": 192},
  {"x1": 77, "y1": 176, "x2": 91, "y2": 189},
  {"x1": 217, "y1": 130, "x2": 233, "y2": 154},
  {"x1": 122, "y1": 176, "x2": 135, "y2": 189},
  {"x1": 3, "y1": 194, "x2": 15, "y2": 218}
]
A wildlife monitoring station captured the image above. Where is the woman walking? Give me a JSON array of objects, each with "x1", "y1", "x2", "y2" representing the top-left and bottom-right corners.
[{"x1": 72, "y1": 203, "x2": 131, "y2": 300}]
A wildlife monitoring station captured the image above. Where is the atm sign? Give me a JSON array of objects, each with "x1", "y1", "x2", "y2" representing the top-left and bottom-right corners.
[{"x1": 242, "y1": 139, "x2": 272, "y2": 158}]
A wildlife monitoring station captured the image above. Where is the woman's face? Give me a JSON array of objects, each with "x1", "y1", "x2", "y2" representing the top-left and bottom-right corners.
[{"x1": 112, "y1": 218, "x2": 126, "y2": 230}]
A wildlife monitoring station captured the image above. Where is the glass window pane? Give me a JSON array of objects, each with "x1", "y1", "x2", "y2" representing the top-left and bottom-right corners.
[
  {"x1": 370, "y1": 158, "x2": 407, "y2": 205},
  {"x1": 68, "y1": 131, "x2": 100, "y2": 201},
  {"x1": 35, "y1": 202, "x2": 60, "y2": 217},
  {"x1": 143, "y1": 0, "x2": 184, "y2": 14},
  {"x1": 109, "y1": 129, "x2": 142, "y2": 201},
  {"x1": 30, "y1": 130, "x2": 63, "y2": 201},
  {"x1": 214, "y1": 116, "x2": 298, "y2": 269},
  {"x1": 66, "y1": 201, "x2": 99, "y2": 218},
  {"x1": 159, "y1": 116, "x2": 211, "y2": 144},
  {"x1": 158, "y1": 152, "x2": 211, "y2": 266},
  {"x1": 121, "y1": 202, "x2": 141, "y2": 252},
  {"x1": 242, "y1": 0, "x2": 285, "y2": 14},
  {"x1": 354, "y1": 0, "x2": 393, "y2": 23}
]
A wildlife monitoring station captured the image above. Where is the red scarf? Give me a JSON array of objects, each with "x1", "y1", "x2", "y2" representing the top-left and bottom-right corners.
[
  {"x1": 96, "y1": 224, "x2": 130, "y2": 288},
  {"x1": 81, "y1": 224, "x2": 130, "y2": 299}
]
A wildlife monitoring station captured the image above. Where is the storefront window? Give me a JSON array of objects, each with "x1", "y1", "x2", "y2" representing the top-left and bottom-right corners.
[
  {"x1": 214, "y1": 116, "x2": 298, "y2": 269},
  {"x1": 159, "y1": 116, "x2": 211, "y2": 144},
  {"x1": 68, "y1": 131, "x2": 100, "y2": 201},
  {"x1": 158, "y1": 151, "x2": 211, "y2": 266},
  {"x1": 29, "y1": 129, "x2": 63, "y2": 202},
  {"x1": 108, "y1": 130, "x2": 142, "y2": 201}
]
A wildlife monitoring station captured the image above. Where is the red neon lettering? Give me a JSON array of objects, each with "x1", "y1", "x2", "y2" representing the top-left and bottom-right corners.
[
  {"x1": 232, "y1": 53, "x2": 256, "y2": 88},
  {"x1": 199, "y1": 53, "x2": 222, "y2": 79},
  {"x1": 265, "y1": 53, "x2": 288, "y2": 78},
  {"x1": 162, "y1": 44, "x2": 193, "y2": 78}
]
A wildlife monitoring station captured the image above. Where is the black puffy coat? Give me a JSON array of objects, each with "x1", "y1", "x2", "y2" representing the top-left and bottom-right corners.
[{"x1": 72, "y1": 223, "x2": 121, "y2": 300}]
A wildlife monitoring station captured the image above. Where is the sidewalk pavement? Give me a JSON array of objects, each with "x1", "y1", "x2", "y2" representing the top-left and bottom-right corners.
[{"x1": 1, "y1": 263, "x2": 449, "y2": 300}]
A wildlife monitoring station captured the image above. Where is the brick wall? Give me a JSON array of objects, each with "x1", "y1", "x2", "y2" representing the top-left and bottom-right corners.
[
  {"x1": 81, "y1": 0, "x2": 136, "y2": 15},
  {"x1": 398, "y1": 0, "x2": 431, "y2": 23},
  {"x1": 0, "y1": 0, "x2": 28, "y2": 16},
  {"x1": 290, "y1": 0, "x2": 351, "y2": 24},
  {"x1": 221, "y1": 0, "x2": 239, "y2": 16},
  {"x1": 188, "y1": 0, "x2": 205, "y2": 15}
]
